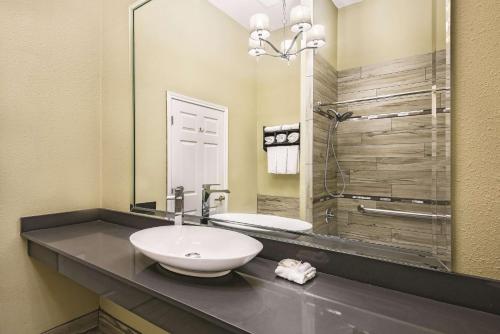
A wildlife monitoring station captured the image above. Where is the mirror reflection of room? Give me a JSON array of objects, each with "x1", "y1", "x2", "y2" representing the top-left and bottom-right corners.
[
  {"x1": 134, "y1": 0, "x2": 304, "y2": 215},
  {"x1": 133, "y1": 0, "x2": 451, "y2": 270}
]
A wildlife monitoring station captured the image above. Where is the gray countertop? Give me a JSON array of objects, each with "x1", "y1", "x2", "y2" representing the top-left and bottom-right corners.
[{"x1": 23, "y1": 220, "x2": 500, "y2": 334}]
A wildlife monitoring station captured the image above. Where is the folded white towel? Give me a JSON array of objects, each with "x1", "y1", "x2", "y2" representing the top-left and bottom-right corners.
[
  {"x1": 275, "y1": 146, "x2": 287, "y2": 174},
  {"x1": 297, "y1": 262, "x2": 311, "y2": 273},
  {"x1": 267, "y1": 147, "x2": 278, "y2": 173},
  {"x1": 282, "y1": 123, "x2": 300, "y2": 131},
  {"x1": 286, "y1": 145, "x2": 299, "y2": 174},
  {"x1": 264, "y1": 125, "x2": 282, "y2": 133},
  {"x1": 275, "y1": 259, "x2": 316, "y2": 284}
]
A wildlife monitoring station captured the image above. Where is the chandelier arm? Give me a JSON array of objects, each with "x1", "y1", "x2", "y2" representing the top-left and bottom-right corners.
[
  {"x1": 260, "y1": 38, "x2": 282, "y2": 55},
  {"x1": 260, "y1": 53, "x2": 283, "y2": 58},
  {"x1": 285, "y1": 31, "x2": 303, "y2": 55},
  {"x1": 290, "y1": 46, "x2": 318, "y2": 56}
]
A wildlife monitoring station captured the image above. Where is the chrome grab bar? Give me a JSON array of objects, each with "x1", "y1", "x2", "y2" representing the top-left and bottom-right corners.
[{"x1": 357, "y1": 205, "x2": 451, "y2": 220}]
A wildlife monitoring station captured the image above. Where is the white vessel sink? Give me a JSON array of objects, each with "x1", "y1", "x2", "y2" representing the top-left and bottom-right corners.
[
  {"x1": 210, "y1": 213, "x2": 312, "y2": 238},
  {"x1": 130, "y1": 225, "x2": 263, "y2": 277}
]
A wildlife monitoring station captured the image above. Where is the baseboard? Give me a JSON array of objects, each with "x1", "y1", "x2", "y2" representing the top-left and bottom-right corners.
[
  {"x1": 42, "y1": 309, "x2": 140, "y2": 334},
  {"x1": 98, "y1": 309, "x2": 140, "y2": 334},
  {"x1": 42, "y1": 310, "x2": 99, "y2": 334}
]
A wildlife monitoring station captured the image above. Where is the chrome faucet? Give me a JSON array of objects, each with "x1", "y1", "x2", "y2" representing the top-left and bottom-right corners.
[
  {"x1": 166, "y1": 186, "x2": 184, "y2": 225},
  {"x1": 201, "y1": 184, "x2": 230, "y2": 223}
]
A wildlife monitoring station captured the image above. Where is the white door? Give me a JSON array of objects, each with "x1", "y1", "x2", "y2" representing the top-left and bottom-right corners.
[{"x1": 167, "y1": 93, "x2": 228, "y2": 215}]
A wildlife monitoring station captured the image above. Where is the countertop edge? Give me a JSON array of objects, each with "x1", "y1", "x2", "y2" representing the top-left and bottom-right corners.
[
  {"x1": 20, "y1": 208, "x2": 500, "y2": 316},
  {"x1": 22, "y1": 231, "x2": 251, "y2": 334}
]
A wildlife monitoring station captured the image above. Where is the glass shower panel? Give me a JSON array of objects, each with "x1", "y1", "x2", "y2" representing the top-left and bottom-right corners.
[
  {"x1": 311, "y1": 0, "x2": 451, "y2": 270},
  {"x1": 430, "y1": 0, "x2": 452, "y2": 269}
]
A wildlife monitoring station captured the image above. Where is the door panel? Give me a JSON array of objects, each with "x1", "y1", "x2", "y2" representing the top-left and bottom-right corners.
[
  {"x1": 169, "y1": 96, "x2": 227, "y2": 215},
  {"x1": 170, "y1": 100, "x2": 201, "y2": 214},
  {"x1": 201, "y1": 108, "x2": 226, "y2": 213}
]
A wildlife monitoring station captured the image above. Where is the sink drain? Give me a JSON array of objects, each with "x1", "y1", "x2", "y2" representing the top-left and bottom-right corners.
[{"x1": 185, "y1": 252, "x2": 201, "y2": 258}]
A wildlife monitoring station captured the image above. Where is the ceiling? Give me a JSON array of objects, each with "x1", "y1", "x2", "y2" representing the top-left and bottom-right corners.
[
  {"x1": 207, "y1": 0, "x2": 363, "y2": 31},
  {"x1": 207, "y1": 0, "x2": 301, "y2": 31},
  {"x1": 332, "y1": 0, "x2": 363, "y2": 8}
]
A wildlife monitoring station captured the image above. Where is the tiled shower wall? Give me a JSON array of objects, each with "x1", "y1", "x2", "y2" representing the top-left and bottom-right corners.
[
  {"x1": 312, "y1": 55, "x2": 338, "y2": 234},
  {"x1": 313, "y1": 50, "x2": 451, "y2": 265}
]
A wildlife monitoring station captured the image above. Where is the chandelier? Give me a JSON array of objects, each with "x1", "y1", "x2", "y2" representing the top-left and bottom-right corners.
[{"x1": 248, "y1": 1, "x2": 326, "y2": 61}]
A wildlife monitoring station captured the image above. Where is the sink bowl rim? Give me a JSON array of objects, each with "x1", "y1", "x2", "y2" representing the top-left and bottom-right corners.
[{"x1": 130, "y1": 225, "x2": 263, "y2": 262}]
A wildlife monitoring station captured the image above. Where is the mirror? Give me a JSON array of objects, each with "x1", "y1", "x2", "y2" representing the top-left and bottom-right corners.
[{"x1": 131, "y1": 0, "x2": 451, "y2": 271}]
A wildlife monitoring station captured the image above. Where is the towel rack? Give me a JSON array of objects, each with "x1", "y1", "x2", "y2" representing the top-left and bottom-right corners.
[
  {"x1": 317, "y1": 87, "x2": 450, "y2": 107},
  {"x1": 262, "y1": 125, "x2": 300, "y2": 152},
  {"x1": 357, "y1": 205, "x2": 451, "y2": 220}
]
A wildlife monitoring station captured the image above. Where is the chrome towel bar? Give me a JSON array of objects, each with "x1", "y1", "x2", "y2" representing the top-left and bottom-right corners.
[
  {"x1": 357, "y1": 205, "x2": 451, "y2": 220},
  {"x1": 317, "y1": 87, "x2": 450, "y2": 107}
]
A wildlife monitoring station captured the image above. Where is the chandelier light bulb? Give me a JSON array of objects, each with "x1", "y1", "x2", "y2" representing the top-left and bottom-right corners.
[
  {"x1": 306, "y1": 24, "x2": 326, "y2": 48},
  {"x1": 248, "y1": 38, "x2": 266, "y2": 56},
  {"x1": 247, "y1": 5, "x2": 326, "y2": 62},
  {"x1": 290, "y1": 5, "x2": 312, "y2": 33},
  {"x1": 250, "y1": 13, "x2": 270, "y2": 40}
]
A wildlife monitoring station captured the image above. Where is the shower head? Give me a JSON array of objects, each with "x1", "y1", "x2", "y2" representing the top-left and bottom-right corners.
[
  {"x1": 337, "y1": 111, "x2": 353, "y2": 122},
  {"x1": 327, "y1": 109, "x2": 353, "y2": 122}
]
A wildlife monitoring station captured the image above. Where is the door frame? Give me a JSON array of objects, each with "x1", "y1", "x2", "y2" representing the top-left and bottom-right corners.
[{"x1": 166, "y1": 91, "x2": 229, "y2": 212}]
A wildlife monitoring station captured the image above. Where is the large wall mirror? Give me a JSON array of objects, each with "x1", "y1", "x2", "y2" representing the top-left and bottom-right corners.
[{"x1": 131, "y1": 0, "x2": 451, "y2": 271}]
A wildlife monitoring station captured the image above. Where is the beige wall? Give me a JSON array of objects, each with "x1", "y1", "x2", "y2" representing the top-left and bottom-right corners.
[
  {"x1": 256, "y1": 36, "x2": 301, "y2": 198},
  {"x1": 451, "y1": 0, "x2": 500, "y2": 280},
  {"x1": 0, "y1": 1, "x2": 101, "y2": 333},
  {"x1": 314, "y1": 0, "x2": 338, "y2": 68},
  {"x1": 134, "y1": 0, "x2": 258, "y2": 212},
  {"x1": 0, "y1": 0, "x2": 499, "y2": 333},
  {"x1": 101, "y1": 0, "x2": 135, "y2": 212},
  {"x1": 337, "y1": 0, "x2": 446, "y2": 70}
]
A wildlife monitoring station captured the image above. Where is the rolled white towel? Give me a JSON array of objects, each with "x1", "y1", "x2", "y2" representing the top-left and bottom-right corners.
[
  {"x1": 275, "y1": 259, "x2": 316, "y2": 284},
  {"x1": 276, "y1": 133, "x2": 287, "y2": 143},
  {"x1": 287, "y1": 132, "x2": 300, "y2": 143},
  {"x1": 282, "y1": 123, "x2": 300, "y2": 131},
  {"x1": 264, "y1": 136, "x2": 275, "y2": 145},
  {"x1": 264, "y1": 125, "x2": 282, "y2": 133}
]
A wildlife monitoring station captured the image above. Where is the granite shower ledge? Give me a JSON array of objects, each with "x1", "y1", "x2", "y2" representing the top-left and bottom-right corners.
[{"x1": 21, "y1": 210, "x2": 500, "y2": 334}]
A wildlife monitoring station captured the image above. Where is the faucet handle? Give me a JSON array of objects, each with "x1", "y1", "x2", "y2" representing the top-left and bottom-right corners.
[
  {"x1": 166, "y1": 186, "x2": 184, "y2": 225},
  {"x1": 173, "y1": 186, "x2": 184, "y2": 197},
  {"x1": 202, "y1": 184, "x2": 220, "y2": 191},
  {"x1": 167, "y1": 186, "x2": 184, "y2": 199}
]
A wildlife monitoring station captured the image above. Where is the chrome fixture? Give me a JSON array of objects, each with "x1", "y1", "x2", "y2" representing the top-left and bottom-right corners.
[
  {"x1": 248, "y1": 1, "x2": 326, "y2": 62},
  {"x1": 323, "y1": 108, "x2": 353, "y2": 198},
  {"x1": 358, "y1": 205, "x2": 451, "y2": 220},
  {"x1": 166, "y1": 186, "x2": 184, "y2": 225},
  {"x1": 317, "y1": 87, "x2": 451, "y2": 107},
  {"x1": 202, "y1": 184, "x2": 230, "y2": 223},
  {"x1": 325, "y1": 208, "x2": 335, "y2": 224},
  {"x1": 333, "y1": 110, "x2": 353, "y2": 123}
]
